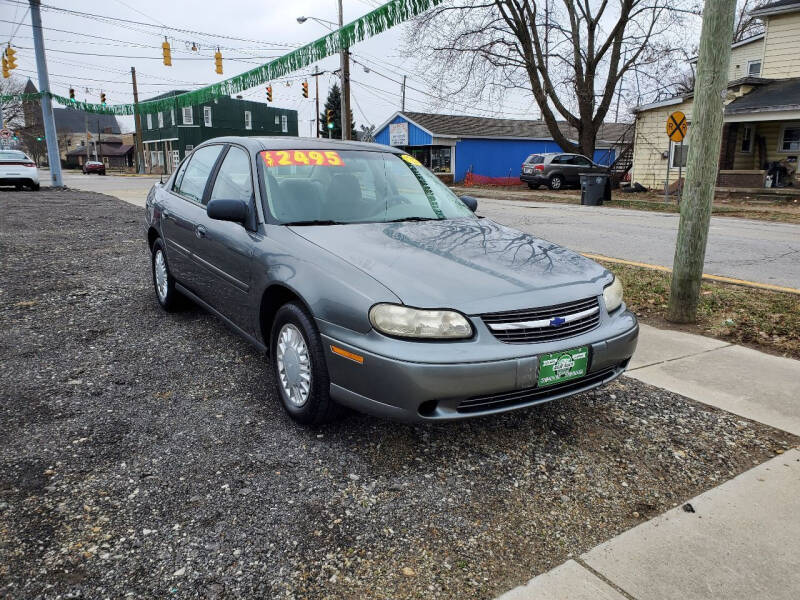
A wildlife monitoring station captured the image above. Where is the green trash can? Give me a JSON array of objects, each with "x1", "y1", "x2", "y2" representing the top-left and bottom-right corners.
[{"x1": 580, "y1": 173, "x2": 611, "y2": 206}]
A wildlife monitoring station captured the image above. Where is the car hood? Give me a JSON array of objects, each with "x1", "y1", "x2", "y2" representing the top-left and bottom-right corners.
[{"x1": 290, "y1": 218, "x2": 610, "y2": 315}]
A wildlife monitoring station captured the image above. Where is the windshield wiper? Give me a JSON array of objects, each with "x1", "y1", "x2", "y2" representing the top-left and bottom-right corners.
[
  {"x1": 283, "y1": 220, "x2": 346, "y2": 226},
  {"x1": 384, "y1": 216, "x2": 442, "y2": 223}
]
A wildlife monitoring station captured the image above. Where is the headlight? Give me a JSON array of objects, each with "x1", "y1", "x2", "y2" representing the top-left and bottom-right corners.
[
  {"x1": 603, "y1": 276, "x2": 624, "y2": 312},
  {"x1": 369, "y1": 303, "x2": 473, "y2": 339}
]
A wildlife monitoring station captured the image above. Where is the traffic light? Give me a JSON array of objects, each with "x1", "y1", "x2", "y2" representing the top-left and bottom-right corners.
[
  {"x1": 266, "y1": 85, "x2": 273, "y2": 103},
  {"x1": 214, "y1": 48, "x2": 223, "y2": 75},
  {"x1": 1, "y1": 55, "x2": 8, "y2": 79},
  {"x1": 326, "y1": 109, "x2": 334, "y2": 126},
  {"x1": 100, "y1": 92, "x2": 106, "y2": 105},
  {"x1": 69, "y1": 87, "x2": 75, "y2": 101},
  {"x1": 6, "y1": 45, "x2": 16, "y2": 70},
  {"x1": 162, "y1": 37, "x2": 172, "y2": 67},
  {"x1": 301, "y1": 81, "x2": 309, "y2": 99}
]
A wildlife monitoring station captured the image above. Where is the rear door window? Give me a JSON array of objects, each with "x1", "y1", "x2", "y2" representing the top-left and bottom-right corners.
[
  {"x1": 173, "y1": 145, "x2": 224, "y2": 204},
  {"x1": 525, "y1": 155, "x2": 544, "y2": 164},
  {"x1": 569, "y1": 155, "x2": 592, "y2": 167}
]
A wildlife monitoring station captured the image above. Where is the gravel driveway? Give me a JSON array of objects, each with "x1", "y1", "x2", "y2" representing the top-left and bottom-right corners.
[{"x1": 1, "y1": 189, "x2": 796, "y2": 599}]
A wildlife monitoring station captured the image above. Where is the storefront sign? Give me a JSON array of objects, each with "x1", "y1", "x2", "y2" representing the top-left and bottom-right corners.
[{"x1": 389, "y1": 122, "x2": 409, "y2": 146}]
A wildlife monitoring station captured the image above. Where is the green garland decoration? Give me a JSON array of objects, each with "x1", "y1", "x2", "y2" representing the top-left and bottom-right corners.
[{"x1": 0, "y1": 0, "x2": 442, "y2": 116}]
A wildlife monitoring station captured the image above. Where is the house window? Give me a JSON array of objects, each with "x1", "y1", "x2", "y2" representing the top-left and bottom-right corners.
[
  {"x1": 157, "y1": 112, "x2": 164, "y2": 128},
  {"x1": 182, "y1": 107, "x2": 193, "y2": 125},
  {"x1": 146, "y1": 114, "x2": 152, "y2": 129},
  {"x1": 740, "y1": 125, "x2": 753, "y2": 153},
  {"x1": 780, "y1": 125, "x2": 800, "y2": 152},
  {"x1": 150, "y1": 150, "x2": 164, "y2": 167},
  {"x1": 281, "y1": 115, "x2": 288, "y2": 133},
  {"x1": 244, "y1": 110, "x2": 252, "y2": 130},
  {"x1": 274, "y1": 115, "x2": 280, "y2": 125},
  {"x1": 204, "y1": 106, "x2": 212, "y2": 127},
  {"x1": 171, "y1": 109, "x2": 175, "y2": 126},
  {"x1": 671, "y1": 142, "x2": 689, "y2": 168},
  {"x1": 185, "y1": 145, "x2": 194, "y2": 153},
  {"x1": 747, "y1": 60, "x2": 761, "y2": 77}
]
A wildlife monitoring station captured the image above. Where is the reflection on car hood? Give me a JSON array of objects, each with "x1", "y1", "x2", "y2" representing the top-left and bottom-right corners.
[{"x1": 290, "y1": 218, "x2": 610, "y2": 314}]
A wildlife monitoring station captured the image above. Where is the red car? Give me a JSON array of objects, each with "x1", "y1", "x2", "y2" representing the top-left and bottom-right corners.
[{"x1": 82, "y1": 160, "x2": 106, "y2": 175}]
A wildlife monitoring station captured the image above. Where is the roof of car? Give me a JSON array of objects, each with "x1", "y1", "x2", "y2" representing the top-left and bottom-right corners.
[{"x1": 196, "y1": 136, "x2": 404, "y2": 154}]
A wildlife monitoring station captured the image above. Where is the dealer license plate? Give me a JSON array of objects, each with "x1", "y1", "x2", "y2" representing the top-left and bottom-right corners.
[{"x1": 537, "y1": 346, "x2": 588, "y2": 387}]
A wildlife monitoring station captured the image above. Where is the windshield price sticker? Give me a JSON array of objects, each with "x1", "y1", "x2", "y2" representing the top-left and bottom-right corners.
[
  {"x1": 261, "y1": 150, "x2": 345, "y2": 168},
  {"x1": 401, "y1": 154, "x2": 422, "y2": 166}
]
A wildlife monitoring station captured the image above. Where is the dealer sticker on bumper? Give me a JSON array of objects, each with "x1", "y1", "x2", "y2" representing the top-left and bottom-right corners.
[{"x1": 537, "y1": 346, "x2": 588, "y2": 387}]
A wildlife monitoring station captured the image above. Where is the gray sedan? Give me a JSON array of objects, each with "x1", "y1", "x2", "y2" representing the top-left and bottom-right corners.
[{"x1": 145, "y1": 137, "x2": 637, "y2": 425}]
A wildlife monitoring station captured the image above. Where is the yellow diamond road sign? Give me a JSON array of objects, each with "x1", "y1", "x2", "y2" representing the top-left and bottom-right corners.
[{"x1": 666, "y1": 111, "x2": 688, "y2": 143}]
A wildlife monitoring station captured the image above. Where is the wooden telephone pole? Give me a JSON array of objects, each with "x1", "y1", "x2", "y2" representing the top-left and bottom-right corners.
[
  {"x1": 667, "y1": 0, "x2": 737, "y2": 323},
  {"x1": 131, "y1": 67, "x2": 145, "y2": 173}
]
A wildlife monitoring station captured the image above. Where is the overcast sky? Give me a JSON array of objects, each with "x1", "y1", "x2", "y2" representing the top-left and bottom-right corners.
[{"x1": 3, "y1": 0, "x2": 546, "y2": 134}]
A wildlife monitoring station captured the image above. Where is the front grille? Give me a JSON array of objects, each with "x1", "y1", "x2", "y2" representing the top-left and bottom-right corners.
[
  {"x1": 481, "y1": 296, "x2": 600, "y2": 344},
  {"x1": 456, "y1": 366, "x2": 616, "y2": 414}
]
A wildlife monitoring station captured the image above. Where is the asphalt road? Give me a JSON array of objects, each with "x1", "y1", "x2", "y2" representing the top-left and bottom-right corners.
[
  {"x1": 475, "y1": 197, "x2": 800, "y2": 290},
  {"x1": 2, "y1": 189, "x2": 794, "y2": 599},
  {"x1": 54, "y1": 171, "x2": 800, "y2": 289}
]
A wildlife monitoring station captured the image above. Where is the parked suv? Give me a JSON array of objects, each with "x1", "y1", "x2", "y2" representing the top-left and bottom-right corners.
[
  {"x1": 520, "y1": 153, "x2": 607, "y2": 190},
  {"x1": 83, "y1": 160, "x2": 106, "y2": 175}
]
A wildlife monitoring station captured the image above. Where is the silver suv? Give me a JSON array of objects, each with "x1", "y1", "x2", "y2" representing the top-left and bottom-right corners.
[{"x1": 520, "y1": 152, "x2": 608, "y2": 190}]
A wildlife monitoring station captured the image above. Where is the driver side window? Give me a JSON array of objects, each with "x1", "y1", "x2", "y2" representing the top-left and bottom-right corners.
[
  {"x1": 209, "y1": 146, "x2": 253, "y2": 204},
  {"x1": 173, "y1": 145, "x2": 223, "y2": 204}
]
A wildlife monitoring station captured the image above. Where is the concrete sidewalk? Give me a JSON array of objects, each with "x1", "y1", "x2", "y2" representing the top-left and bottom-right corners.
[{"x1": 498, "y1": 325, "x2": 800, "y2": 599}]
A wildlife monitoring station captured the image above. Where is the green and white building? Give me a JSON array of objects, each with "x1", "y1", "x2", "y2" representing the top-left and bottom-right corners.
[{"x1": 140, "y1": 90, "x2": 298, "y2": 174}]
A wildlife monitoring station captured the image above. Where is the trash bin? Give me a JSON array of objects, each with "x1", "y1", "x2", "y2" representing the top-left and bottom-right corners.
[{"x1": 580, "y1": 173, "x2": 611, "y2": 205}]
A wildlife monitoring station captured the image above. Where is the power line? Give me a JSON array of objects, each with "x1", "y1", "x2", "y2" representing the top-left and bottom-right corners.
[{"x1": 11, "y1": 44, "x2": 281, "y2": 62}]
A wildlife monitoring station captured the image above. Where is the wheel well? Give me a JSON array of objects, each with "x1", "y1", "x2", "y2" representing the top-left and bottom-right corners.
[
  {"x1": 147, "y1": 227, "x2": 159, "y2": 251},
  {"x1": 259, "y1": 285, "x2": 309, "y2": 352}
]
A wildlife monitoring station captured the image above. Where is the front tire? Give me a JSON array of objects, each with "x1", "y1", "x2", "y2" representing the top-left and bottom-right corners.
[
  {"x1": 548, "y1": 175, "x2": 564, "y2": 190},
  {"x1": 151, "y1": 238, "x2": 180, "y2": 311},
  {"x1": 270, "y1": 302, "x2": 337, "y2": 426}
]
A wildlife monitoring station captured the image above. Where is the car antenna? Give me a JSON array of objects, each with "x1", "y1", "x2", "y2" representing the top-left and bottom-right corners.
[{"x1": 159, "y1": 170, "x2": 163, "y2": 185}]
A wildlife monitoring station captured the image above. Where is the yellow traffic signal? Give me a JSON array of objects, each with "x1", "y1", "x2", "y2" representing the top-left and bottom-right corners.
[
  {"x1": 302, "y1": 81, "x2": 309, "y2": 98},
  {"x1": 69, "y1": 87, "x2": 75, "y2": 101},
  {"x1": 266, "y1": 85, "x2": 273, "y2": 103},
  {"x1": 1, "y1": 55, "x2": 8, "y2": 79},
  {"x1": 214, "y1": 48, "x2": 223, "y2": 75},
  {"x1": 6, "y1": 45, "x2": 17, "y2": 70},
  {"x1": 100, "y1": 92, "x2": 106, "y2": 105},
  {"x1": 326, "y1": 109, "x2": 334, "y2": 125},
  {"x1": 162, "y1": 37, "x2": 172, "y2": 67}
]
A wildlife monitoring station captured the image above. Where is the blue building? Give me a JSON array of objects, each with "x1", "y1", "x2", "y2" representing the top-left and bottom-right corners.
[{"x1": 374, "y1": 112, "x2": 630, "y2": 183}]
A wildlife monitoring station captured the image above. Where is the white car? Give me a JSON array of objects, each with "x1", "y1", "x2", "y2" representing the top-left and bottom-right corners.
[{"x1": 0, "y1": 150, "x2": 40, "y2": 190}]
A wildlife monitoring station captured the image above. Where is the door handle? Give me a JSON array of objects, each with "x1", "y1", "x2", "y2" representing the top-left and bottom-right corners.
[
  {"x1": 162, "y1": 209, "x2": 172, "y2": 220},
  {"x1": 195, "y1": 225, "x2": 207, "y2": 239}
]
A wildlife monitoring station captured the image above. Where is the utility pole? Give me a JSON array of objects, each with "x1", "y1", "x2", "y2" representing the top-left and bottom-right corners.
[
  {"x1": 401, "y1": 75, "x2": 406, "y2": 111},
  {"x1": 337, "y1": 0, "x2": 351, "y2": 140},
  {"x1": 29, "y1": 0, "x2": 63, "y2": 187},
  {"x1": 84, "y1": 110, "x2": 89, "y2": 164},
  {"x1": 314, "y1": 66, "x2": 320, "y2": 138},
  {"x1": 131, "y1": 67, "x2": 145, "y2": 173},
  {"x1": 667, "y1": 0, "x2": 737, "y2": 323}
]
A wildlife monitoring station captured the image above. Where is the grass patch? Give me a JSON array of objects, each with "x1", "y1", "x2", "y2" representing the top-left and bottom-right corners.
[
  {"x1": 599, "y1": 260, "x2": 800, "y2": 359},
  {"x1": 606, "y1": 197, "x2": 800, "y2": 224}
]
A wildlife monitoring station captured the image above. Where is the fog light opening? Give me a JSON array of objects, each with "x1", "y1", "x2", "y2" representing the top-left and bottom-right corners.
[{"x1": 418, "y1": 400, "x2": 438, "y2": 417}]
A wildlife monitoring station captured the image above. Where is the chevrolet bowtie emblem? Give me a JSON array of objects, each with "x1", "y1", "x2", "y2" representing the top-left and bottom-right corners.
[{"x1": 549, "y1": 316, "x2": 566, "y2": 327}]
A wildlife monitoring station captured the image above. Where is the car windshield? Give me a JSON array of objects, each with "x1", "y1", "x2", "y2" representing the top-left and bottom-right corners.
[
  {"x1": 259, "y1": 149, "x2": 476, "y2": 225},
  {"x1": 0, "y1": 151, "x2": 28, "y2": 161}
]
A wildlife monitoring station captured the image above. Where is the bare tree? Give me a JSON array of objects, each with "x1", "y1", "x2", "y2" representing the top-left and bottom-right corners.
[
  {"x1": 408, "y1": 0, "x2": 692, "y2": 157},
  {"x1": 0, "y1": 76, "x2": 26, "y2": 129},
  {"x1": 731, "y1": 0, "x2": 764, "y2": 42}
]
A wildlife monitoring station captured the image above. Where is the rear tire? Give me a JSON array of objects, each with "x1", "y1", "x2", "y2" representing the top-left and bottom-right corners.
[
  {"x1": 14, "y1": 184, "x2": 22, "y2": 191},
  {"x1": 527, "y1": 182, "x2": 539, "y2": 190},
  {"x1": 270, "y1": 302, "x2": 337, "y2": 426},
  {"x1": 30, "y1": 183, "x2": 40, "y2": 191},
  {"x1": 548, "y1": 175, "x2": 564, "y2": 190},
  {"x1": 151, "y1": 238, "x2": 181, "y2": 312}
]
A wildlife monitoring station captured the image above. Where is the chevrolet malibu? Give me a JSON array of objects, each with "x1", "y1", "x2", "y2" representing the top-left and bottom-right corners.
[{"x1": 145, "y1": 137, "x2": 637, "y2": 425}]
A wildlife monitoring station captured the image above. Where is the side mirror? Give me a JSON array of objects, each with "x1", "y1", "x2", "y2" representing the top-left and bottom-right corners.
[
  {"x1": 207, "y1": 198, "x2": 249, "y2": 223},
  {"x1": 460, "y1": 195, "x2": 478, "y2": 212}
]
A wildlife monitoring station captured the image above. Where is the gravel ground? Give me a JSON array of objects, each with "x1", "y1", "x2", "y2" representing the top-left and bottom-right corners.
[{"x1": 1, "y1": 189, "x2": 797, "y2": 600}]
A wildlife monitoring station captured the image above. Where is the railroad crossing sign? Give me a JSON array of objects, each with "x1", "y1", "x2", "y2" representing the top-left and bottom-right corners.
[{"x1": 666, "y1": 111, "x2": 688, "y2": 143}]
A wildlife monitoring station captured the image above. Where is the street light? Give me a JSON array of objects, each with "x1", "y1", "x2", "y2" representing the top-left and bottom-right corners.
[{"x1": 296, "y1": 4, "x2": 351, "y2": 141}]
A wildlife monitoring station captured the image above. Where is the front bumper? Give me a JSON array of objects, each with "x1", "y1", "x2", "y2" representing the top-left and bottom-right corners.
[{"x1": 322, "y1": 310, "x2": 638, "y2": 422}]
